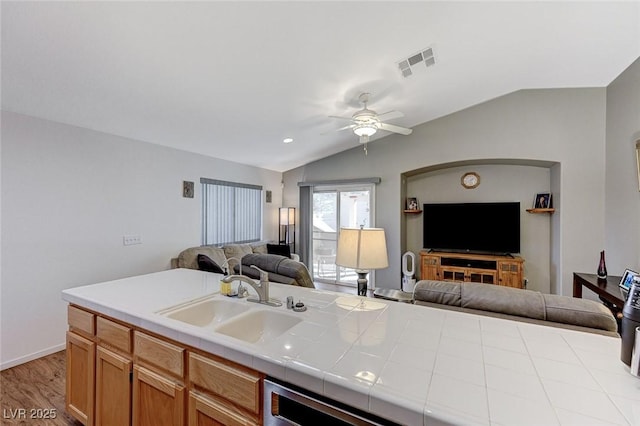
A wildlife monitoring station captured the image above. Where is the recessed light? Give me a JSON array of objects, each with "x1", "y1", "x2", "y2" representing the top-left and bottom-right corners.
[{"x1": 283, "y1": 138, "x2": 294, "y2": 144}]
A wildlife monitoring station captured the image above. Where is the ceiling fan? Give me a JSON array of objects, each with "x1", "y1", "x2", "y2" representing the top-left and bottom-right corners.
[{"x1": 329, "y1": 93, "x2": 413, "y2": 151}]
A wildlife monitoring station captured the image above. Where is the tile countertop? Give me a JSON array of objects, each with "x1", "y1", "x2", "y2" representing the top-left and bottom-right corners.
[{"x1": 61, "y1": 268, "x2": 640, "y2": 426}]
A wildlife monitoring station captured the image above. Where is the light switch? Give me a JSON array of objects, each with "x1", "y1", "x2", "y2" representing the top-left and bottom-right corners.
[{"x1": 123, "y1": 235, "x2": 142, "y2": 246}]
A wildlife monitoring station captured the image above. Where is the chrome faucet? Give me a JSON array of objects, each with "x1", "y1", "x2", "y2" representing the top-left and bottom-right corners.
[
  {"x1": 220, "y1": 257, "x2": 246, "y2": 297},
  {"x1": 221, "y1": 265, "x2": 282, "y2": 307}
]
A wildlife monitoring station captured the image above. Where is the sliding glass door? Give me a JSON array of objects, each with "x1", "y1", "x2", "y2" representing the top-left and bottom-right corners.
[{"x1": 311, "y1": 185, "x2": 374, "y2": 287}]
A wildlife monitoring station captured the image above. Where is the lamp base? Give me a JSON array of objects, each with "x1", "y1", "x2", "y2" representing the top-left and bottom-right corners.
[{"x1": 356, "y1": 271, "x2": 369, "y2": 296}]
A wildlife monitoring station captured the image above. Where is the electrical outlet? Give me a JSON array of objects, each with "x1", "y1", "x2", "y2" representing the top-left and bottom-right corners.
[{"x1": 123, "y1": 235, "x2": 142, "y2": 246}]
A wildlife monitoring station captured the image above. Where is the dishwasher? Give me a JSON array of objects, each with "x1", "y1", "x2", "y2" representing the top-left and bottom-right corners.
[{"x1": 263, "y1": 378, "x2": 401, "y2": 426}]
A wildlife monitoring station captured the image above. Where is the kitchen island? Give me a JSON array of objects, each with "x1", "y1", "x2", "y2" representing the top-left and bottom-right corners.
[{"x1": 62, "y1": 268, "x2": 639, "y2": 425}]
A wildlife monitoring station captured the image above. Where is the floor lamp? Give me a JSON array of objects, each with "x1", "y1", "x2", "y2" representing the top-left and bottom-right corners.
[
  {"x1": 335, "y1": 227, "x2": 388, "y2": 296},
  {"x1": 279, "y1": 207, "x2": 295, "y2": 253}
]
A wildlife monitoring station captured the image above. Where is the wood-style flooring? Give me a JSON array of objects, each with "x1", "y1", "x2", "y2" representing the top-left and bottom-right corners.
[
  {"x1": 0, "y1": 282, "x2": 368, "y2": 425},
  {"x1": 1, "y1": 350, "x2": 81, "y2": 426}
]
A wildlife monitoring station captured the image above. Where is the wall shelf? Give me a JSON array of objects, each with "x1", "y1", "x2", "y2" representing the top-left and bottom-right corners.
[
  {"x1": 526, "y1": 208, "x2": 555, "y2": 214},
  {"x1": 403, "y1": 209, "x2": 422, "y2": 214}
]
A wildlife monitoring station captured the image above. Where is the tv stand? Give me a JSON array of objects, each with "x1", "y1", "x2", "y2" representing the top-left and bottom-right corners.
[{"x1": 420, "y1": 251, "x2": 524, "y2": 288}]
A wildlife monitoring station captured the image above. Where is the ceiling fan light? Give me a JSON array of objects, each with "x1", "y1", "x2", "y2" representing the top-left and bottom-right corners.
[{"x1": 354, "y1": 124, "x2": 377, "y2": 137}]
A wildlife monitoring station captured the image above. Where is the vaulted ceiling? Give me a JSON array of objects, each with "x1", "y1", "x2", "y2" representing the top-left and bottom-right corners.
[{"x1": 2, "y1": 2, "x2": 639, "y2": 172}]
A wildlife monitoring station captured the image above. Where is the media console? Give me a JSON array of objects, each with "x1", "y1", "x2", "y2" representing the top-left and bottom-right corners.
[{"x1": 420, "y1": 251, "x2": 524, "y2": 288}]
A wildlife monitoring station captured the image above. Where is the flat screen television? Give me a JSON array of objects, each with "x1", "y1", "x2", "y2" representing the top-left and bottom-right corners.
[{"x1": 423, "y1": 202, "x2": 520, "y2": 254}]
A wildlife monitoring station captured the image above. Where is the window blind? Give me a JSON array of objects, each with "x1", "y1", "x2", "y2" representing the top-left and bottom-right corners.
[{"x1": 201, "y1": 178, "x2": 262, "y2": 245}]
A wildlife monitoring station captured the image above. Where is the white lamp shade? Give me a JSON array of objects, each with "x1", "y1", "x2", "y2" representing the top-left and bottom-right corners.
[
  {"x1": 279, "y1": 207, "x2": 295, "y2": 225},
  {"x1": 335, "y1": 227, "x2": 388, "y2": 270}
]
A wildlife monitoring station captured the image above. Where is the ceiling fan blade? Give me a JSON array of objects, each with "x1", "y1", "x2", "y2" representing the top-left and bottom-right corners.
[
  {"x1": 378, "y1": 122, "x2": 413, "y2": 135},
  {"x1": 321, "y1": 123, "x2": 355, "y2": 135},
  {"x1": 335, "y1": 124, "x2": 356, "y2": 132},
  {"x1": 328, "y1": 115, "x2": 353, "y2": 121},
  {"x1": 377, "y1": 110, "x2": 404, "y2": 121}
]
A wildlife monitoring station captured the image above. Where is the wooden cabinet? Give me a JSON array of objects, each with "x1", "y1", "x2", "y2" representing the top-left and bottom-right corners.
[
  {"x1": 95, "y1": 347, "x2": 131, "y2": 426},
  {"x1": 66, "y1": 331, "x2": 95, "y2": 425},
  {"x1": 132, "y1": 365, "x2": 185, "y2": 426},
  {"x1": 420, "y1": 251, "x2": 524, "y2": 289},
  {"x1": 498, "y1": 259, "x2": 524, "y2": 288},
  {"x1": 66, "y1": 305, "x2": 263, "y2": 426},
  {"x1": 189, "y1": 352, "x2": 262, "y2": 423},
  {"x1": 132, "y1": 331, "x2": 186, "y2": 426},
  {"x1": 189, "y1": 392, "x2": 258, "y2": 426}
]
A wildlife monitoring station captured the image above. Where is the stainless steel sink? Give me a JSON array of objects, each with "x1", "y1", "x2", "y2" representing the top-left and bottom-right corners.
[{"x1": 214, "y1": 310, "x2": 302, "y2": 345}]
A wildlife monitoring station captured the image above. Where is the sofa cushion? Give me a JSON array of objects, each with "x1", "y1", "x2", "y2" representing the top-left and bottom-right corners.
[
  {"x1": 413, "y1": 280, "x2": 462, "y2": 306},
  {"x1": 178, "y1": 246, "x2": 227, "y2": 270},
  {"x1": 543, "y1": 294, "x2": 617, "y2": 332},
  {"x1": 238, "y1": 253, "x2": 314, "y2": 288},
  {"x1": 251, "y1": 243, "x2": 268, "y2": 254},
  {"x1": 223, "y1": 244, "x2": 254, "y2": 272},
  {"x1": 462, "y1": 282, "x2": 546, "y2": 321},
  {"x1": 197, "y1": 254, "x2": 224, "y2": 274},
  {"x1": 240, "y1": 267, "x2": 297, "y2": 286},
  {"x1": 241, "y1": 253, "x2": 286, "y2": 272},
  {"x1": 267, "y1": 243, "x2": 292, "y2": 258},
  {"x1": 276, "y1": 258, "x2": 315, "y2": 288}
]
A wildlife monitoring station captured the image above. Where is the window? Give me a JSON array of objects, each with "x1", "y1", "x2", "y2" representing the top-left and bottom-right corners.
[
  {"x1": 201, "y1": 178, "x2": 262, "y2": 245},
  {"x1": 311, "y1": 184, "x2": 374, "y2": 287}
]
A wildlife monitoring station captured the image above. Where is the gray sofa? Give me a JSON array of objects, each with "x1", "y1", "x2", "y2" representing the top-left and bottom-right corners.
[
  {"x1": 172, "y1": 244, "x2": 314, "y2": 288},
  {"x1": 414, "y1": 280, "x2": 618, "y2": 337}
]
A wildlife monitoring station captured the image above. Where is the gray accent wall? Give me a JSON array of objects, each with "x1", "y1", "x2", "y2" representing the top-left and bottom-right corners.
[
  {"x1": 605, "y1": 57, "x2": 640, "y2": 274},
  {"x1": 284, "y1": 88, "x2": 609, "y2": 296}
]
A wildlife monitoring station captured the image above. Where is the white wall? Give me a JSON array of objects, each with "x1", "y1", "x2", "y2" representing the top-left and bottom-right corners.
[
  {"x1": 284, "y1": 88, "x2": 607, "y2": 296},
  {"x1": 605, "y1": 57, "x2": 640, "y2": 275},
  {"x1": 405, "y1": 164, "x2": 551, "y2": 293},
  {"x1": 0, "y1": 111, "x2": 282, "y2": 369}
]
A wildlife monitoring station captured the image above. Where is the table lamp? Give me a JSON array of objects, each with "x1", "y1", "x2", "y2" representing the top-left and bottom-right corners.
[{"x1": 335, "y1": 227, "x2": 388, "y2": 296}]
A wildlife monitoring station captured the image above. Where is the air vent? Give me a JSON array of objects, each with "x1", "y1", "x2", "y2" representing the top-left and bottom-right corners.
[{"x1": 397, "y1": 46, "x2": 436, "y2": 78}]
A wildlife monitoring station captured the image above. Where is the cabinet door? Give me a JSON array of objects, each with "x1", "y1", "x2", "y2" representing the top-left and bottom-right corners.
[
  {"x1": 189, "y1": 392, "x2": 258, "y2": 426},
  {"x1": 66, "y1": 331, "x2": 95, "y2": 426},
  {"x1": 498, "y1": 262, "x2": 523, "y2": 288},
  {"x1": 441, "y1": 267, "x2": 466, "y2": 282},
  {"x1": 421, "y1": 255, "x2": 439, "y2": 280},
  {"x1": 96, "y1": 346, "x2": 132, "y2": 426},
  {"x1": 132, "y1": 365, "x2": 185, "y2": 426}
]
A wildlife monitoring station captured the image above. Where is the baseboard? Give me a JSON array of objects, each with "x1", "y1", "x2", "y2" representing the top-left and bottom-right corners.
[{"x1": 1, "y1": 343, "x2": 66, "y2": 371}]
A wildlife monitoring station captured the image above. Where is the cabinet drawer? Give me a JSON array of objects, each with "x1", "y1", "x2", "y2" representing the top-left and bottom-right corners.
[
  {"x1": 134, "y1": 331, "x2": 184, "y2": 378},
  {"x1": 68, "y1": 305, "x2": 95, "y2": 337},
  {"x1": 96, "y1": 316, "x2": 132, "y2": 353},
  {"x1": 189, "y1": 353, "x2": 261, "y2": 415},
  {"x1": 189, "y1": 391, "x2": 258, "y2": 426}
]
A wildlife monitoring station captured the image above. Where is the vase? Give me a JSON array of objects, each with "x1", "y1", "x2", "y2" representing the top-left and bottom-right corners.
[{"x1": 597, "y1": 250, "x2": 608, "y2": 280}]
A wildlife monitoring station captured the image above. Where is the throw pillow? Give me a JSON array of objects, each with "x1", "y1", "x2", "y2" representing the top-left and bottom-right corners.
[
  {"x1": 197, "y1": 254, "x2": 224, "y2": 273},
  {"x1": 266, "y1": 244, "x2": 291, "y2": 259}
]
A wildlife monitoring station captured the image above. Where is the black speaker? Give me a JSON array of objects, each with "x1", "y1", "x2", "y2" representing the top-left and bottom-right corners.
[{"x1": 621, "y1": 280, "x2": 640, "y2": 366}]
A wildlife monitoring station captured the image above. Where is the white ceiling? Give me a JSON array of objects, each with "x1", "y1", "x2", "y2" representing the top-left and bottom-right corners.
[{"x1": 2, "y1": 2, "x2": 639, "y2": 172}]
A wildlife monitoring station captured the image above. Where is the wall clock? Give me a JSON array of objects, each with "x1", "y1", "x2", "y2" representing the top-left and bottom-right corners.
[{"x1": 461, "y1": 172, "x2": 480, "y2": 189}]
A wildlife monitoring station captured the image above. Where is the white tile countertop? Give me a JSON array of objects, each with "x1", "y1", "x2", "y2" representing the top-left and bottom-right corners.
[{"x1": 62, "y1": 268, "x2": 640, "y2": 426}]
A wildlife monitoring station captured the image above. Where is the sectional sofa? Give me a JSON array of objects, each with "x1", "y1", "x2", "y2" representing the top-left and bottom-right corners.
[
  {"x1": 172, "y1": 243, "x2": 315, "y2": 288},
  {"x1": 413, "y1": 280, "x2": 618, "y2": 337}
]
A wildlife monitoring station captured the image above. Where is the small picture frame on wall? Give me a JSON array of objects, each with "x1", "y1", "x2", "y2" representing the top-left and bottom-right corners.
[
  {"x1": 533, "y1": 193, "x2": 551, "y2": 209},
  {"x1": 183, "y1": 181, "x2": 194, "y2": 198},
  {"x1": 406, "y1": 197, "x2": 419, "y2": 211}
]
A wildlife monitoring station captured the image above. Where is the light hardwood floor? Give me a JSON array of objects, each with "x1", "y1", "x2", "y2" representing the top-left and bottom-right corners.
[
  {"x1": 1, "y1": 350, "x2": 81, "y2": 426},
  {"x1": 0, "y1": 282, "x2": 367, "y2": 425}
]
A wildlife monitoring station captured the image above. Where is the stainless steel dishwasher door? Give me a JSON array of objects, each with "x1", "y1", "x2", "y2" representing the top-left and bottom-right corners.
[{"x1": 264, "y1": 378, "x2": 395, "y2": 426}]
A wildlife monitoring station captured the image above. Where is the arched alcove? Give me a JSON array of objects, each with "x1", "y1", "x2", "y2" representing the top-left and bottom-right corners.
[{"x1": 400, "y1": 159, "x2": 560, "y2": 294}]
